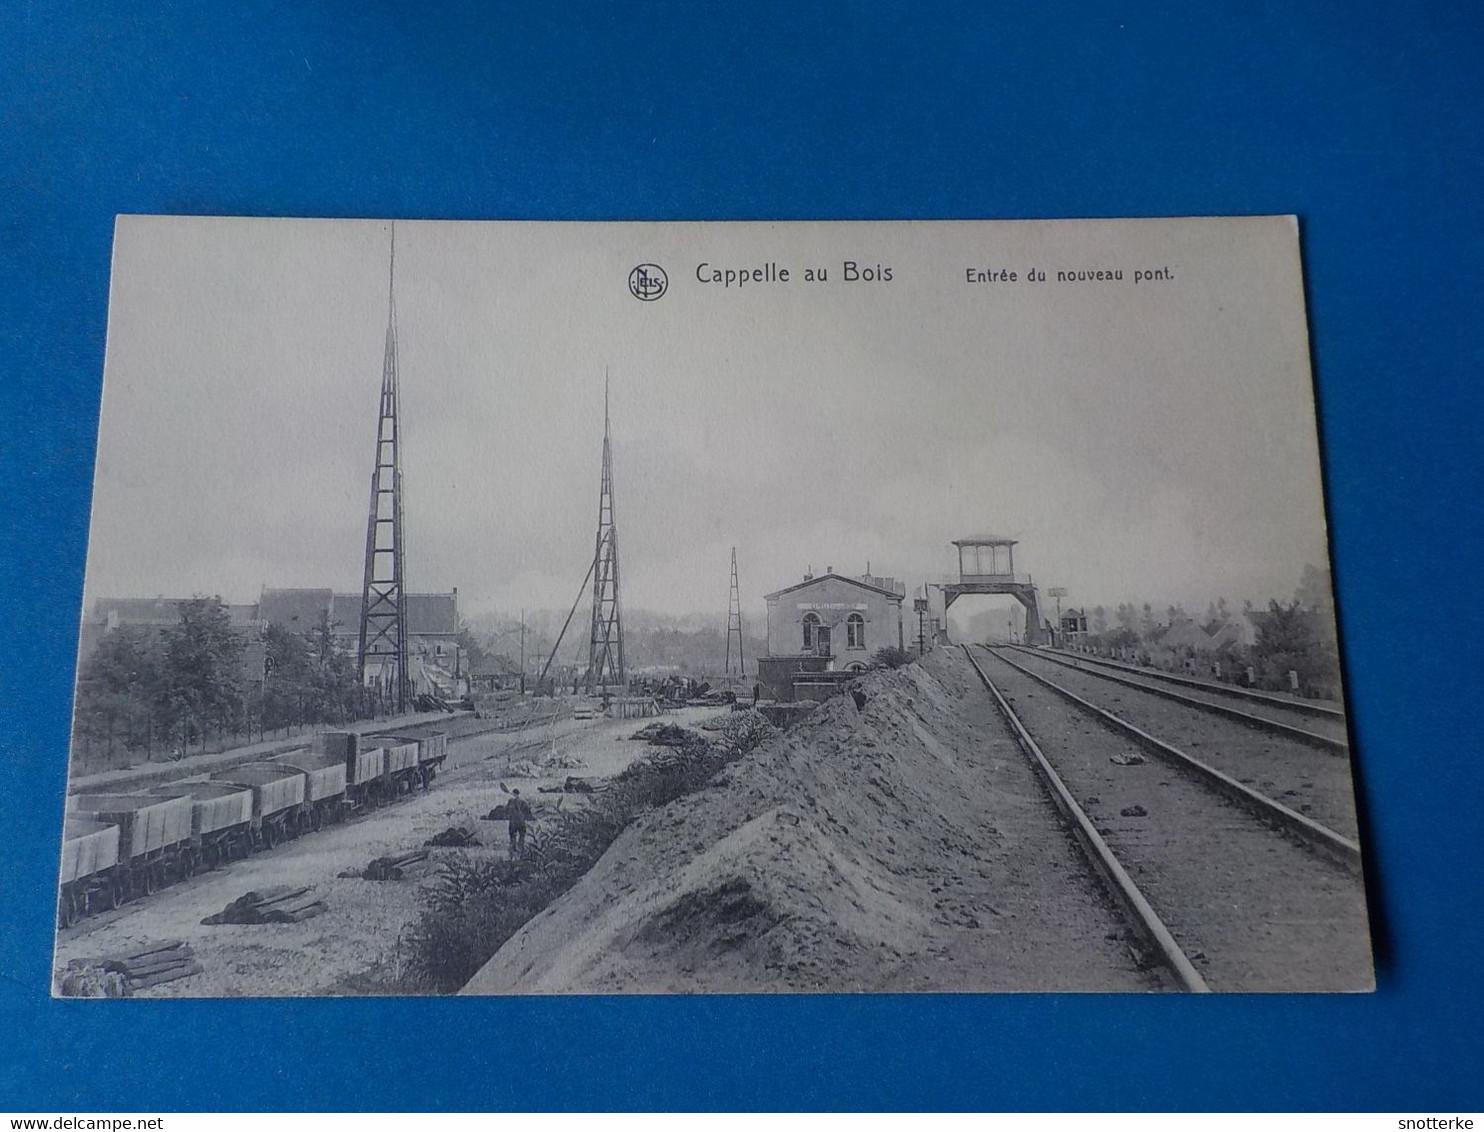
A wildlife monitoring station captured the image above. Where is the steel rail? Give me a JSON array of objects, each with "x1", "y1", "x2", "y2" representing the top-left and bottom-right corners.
[
  {"x1": 1005, "y1": 645, "x2": 1349, "y2": 753},
  {"x1": 1012, "y1": 645, "x2": 1345, "y2": 720},
  {"x1": 985, "y1": 646, "x2": 1362, "y2": 872},
  {"x1": 960, "y1": 645, "x2": 1211, "y2": 993}
]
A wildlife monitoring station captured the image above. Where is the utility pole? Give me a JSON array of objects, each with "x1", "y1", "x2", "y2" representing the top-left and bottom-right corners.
[
  {"x1": 519, "y1": 609, "x2": 526, "y2": 695},
  {"x1": 357, "y1": 221, "x2": 410, "y2": 713},
  {"x1": 1048, "y1": 586, "x2": 1068, "y2": 648},
  {"x1": 725, "y1": 547, "x2": 745, "y2": 678},
  {"x1": 914, "y1": 589, "x2": 929, "y2": 656}
]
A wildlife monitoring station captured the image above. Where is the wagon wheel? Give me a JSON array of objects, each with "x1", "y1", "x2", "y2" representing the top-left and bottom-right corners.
[
  {"x1": 262, "y1": 821, "x2": 277, "y2": 850},
  {"x1": 180, "y1": 848, "x2": 198, "y2": 878},
  {"x1": 311, "y1": 806, "x2": 324, "y2": 832},
  {"x1": 141, "y1": 866, "x2": 157, "y2": 897},
  {"x1": 57, "y1": 891, "x2": 77, "y2": 929},
  {"x1": 103, "y1": 876, "x2": 122, "y2": 910}
]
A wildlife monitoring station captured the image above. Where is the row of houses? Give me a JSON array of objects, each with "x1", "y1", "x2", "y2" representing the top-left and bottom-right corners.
[{"x1": 79, "y1": 587, "x2": 465, "y2": 696}]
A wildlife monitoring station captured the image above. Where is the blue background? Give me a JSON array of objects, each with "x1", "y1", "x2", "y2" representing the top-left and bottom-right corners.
[{"x1": 3, "y1": 0, "x2": 1481, "y2": 1112}]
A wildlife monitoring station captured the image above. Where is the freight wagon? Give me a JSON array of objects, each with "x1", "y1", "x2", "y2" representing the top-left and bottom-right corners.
[
  {"x1": 317, "y1": 730, "x2": 390, "y2": 811},
  {"x1": 372, "y1": 727, "x2": 449, "y2": 787},
  {"x1": 212, "y1": 763, "x2": 307, "y2": 848},
  {"x1": 267, "y1": 749, "x2": 349, "y2": 830},
  {"x1": 67, "y1": 792, "x2": 194, "y2": 899},
  {"x1": 58, "y1": 817, "x2": 122, "y2": 926},
  {"x1": 146, "y1": 780, "x2": 255, "y2": 868},
  {"x1": 362, "y1": 737, "x2": 421, "y2": 796}
]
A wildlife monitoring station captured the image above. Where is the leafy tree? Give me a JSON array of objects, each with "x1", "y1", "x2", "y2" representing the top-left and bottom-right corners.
[
  {"x1": 1252, "y1": 599, "x2": 1340, "y2": 697},
  {"x1": 164, "y1": 597, "x2": 246, "y2": 753},
  {"x1": 262, "y1": 622, "x2": 313, "y2": 732},
  {"x1": 871, "y1": 646, "x2": 915, "y2": 669},
  {"x1": 1091, "y1": 605, "x2": 1108, "y2": 634},
  {"x1": 456, "y1": 619, "x2": 490, "y2": 666},
  {"x1": 72, "y1": 626, "x2": 166, "y2": 762}
]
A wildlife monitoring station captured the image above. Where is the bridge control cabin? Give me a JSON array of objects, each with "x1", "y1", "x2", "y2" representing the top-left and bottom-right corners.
[{"x1": 941, "y1": 535, "x2": 1046, "y2": 645}]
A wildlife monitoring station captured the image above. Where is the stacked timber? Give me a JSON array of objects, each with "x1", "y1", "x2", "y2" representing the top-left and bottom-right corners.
[
  {"x1": 58, "y1": 940, "x2": 201, "y2": 996},
  {"x1": 202, "y1": 885, "x2": 326, "y2": 925},
  {"x1": 424, "y1": 826, "x2": 481, "y2": 847},
  {"x1": 359, "y1": 849, "x2": 432, "y2": 880}
]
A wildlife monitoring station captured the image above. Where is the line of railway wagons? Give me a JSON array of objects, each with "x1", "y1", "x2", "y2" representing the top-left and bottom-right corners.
[{"x1": 57, "y1": 726, "x2": 450, "y2": 927}]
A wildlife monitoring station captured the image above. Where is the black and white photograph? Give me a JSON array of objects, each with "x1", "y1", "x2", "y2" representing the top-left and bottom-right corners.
[{"x1": 54, "y1": 215, "x2": 1373, "y2": 996}]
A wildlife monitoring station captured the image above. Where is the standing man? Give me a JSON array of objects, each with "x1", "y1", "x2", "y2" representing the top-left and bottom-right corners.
[
  {"x1": 752, "y1": 681, "x2": 761, "y2": 707},
  {"x1": 507, "y1": 789, "x2": 533, "y2": 855}
]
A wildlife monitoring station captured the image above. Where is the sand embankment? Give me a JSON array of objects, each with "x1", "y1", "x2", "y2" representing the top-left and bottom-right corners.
[{"x1": 464, "y1": 649, "x2": 1156, "y2": 994}]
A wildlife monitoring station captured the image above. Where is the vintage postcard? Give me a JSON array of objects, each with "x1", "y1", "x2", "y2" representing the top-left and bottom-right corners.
[{"x1": 55, "y1": 216, "x2": 1372, "y2": 996}]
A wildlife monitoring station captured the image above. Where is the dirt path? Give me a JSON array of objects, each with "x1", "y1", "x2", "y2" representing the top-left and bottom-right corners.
[{"x1": 53, "y1": 707, "x2": 718, "y2": 997}]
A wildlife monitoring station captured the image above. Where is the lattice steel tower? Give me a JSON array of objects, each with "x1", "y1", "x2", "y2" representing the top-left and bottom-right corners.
[
  {"x1": 725, "y1": 547, "x2": 745, "y2": 677},
  {"x1": 586, "y1": 376, "x2": 625, "y2": 691},
  {"x1": 357, "y1": 223, "x2": 411, "y2": 712}
]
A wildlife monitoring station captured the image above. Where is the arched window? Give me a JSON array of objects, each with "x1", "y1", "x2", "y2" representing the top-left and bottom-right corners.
[
  {"x1": 847, "y1": 612, "x2": 865, "y2": 648},
  {"x1": 802, "y1": 612, "x2": 820, "y2": 651}
]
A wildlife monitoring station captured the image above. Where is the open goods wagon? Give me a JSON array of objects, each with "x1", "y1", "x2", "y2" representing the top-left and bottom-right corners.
[
  {"x1": 317, "y1": 730, "x2": 391, "y2": 810},
  {"x1": 375, "y1": 728, "x2": 449, "y2": 784},
  {"x1": 268, "y1": 749, "x2": 349, "y2": 830},
  {"x1": 57, "y1": 818, "x2": 122, "y2": 926},
  {"x1": 363, "y1": 738, "x2": 422, "y2": 796},
  {"x1": 147, "y1": 780, "x2": 254, "y2": 868},
  {"x1": 212, "y1": 763, "x2": 307, "y2": 848},
  {"x1": 67, "y1": 793, "x2": 193, "y2": 900}
]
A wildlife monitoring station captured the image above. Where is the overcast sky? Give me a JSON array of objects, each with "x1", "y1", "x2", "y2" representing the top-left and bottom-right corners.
[{"x1": 84, "y1": 216, "x2": 1333, "y2": 624}]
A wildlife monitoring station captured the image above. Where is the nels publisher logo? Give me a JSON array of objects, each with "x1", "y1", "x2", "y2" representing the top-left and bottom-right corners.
[{"x1": 628, "y1": 263, "x2": 668, "y2": 302}]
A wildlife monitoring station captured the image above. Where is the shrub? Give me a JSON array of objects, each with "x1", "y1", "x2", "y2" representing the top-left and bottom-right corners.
[
  {"x1": 871, "y1": 646, "x2": 915, "y2": 669},
  {"x1": 401, "y1": 712, "x2": 779, "y2": 992}
]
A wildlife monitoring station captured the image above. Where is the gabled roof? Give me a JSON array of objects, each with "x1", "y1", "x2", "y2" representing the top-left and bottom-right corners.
[
  {"x1": 1162, "y1": 619, "x2": 1216, "y2": 651},
  {"x1": 260, "y1": 588, "x2": 334, "y2": 629},
  {"x1": 468, "y1": 653, "x2": 520, "y2": 676},
  {"x1": 764, "y1": 572, "x2": 906, "y2": 602},
  {"x1": 90, "y1": 597, "x2": 261, "y2": 627},
  {"x1": 332, "y1": 592, "x2": 459, "y2": 635}
]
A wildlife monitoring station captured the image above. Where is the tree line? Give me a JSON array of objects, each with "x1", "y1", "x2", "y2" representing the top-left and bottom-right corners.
[
  {"x1": 71, "y1": 597, "x2": 384, "y2": 772},
  {"x1": 1075, "y1": 565, "x2": 1343, "y2": 698}
]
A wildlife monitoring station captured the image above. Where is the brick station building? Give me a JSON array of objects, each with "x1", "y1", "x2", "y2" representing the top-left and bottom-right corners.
[{"x1": 755, "y1": 568, "x2": 906, "y2": 702}]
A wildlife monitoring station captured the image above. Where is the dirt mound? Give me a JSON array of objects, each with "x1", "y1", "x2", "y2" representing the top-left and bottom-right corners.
[{"x1": 463, "y1": 650, "x2": 1152, "y2": 994}]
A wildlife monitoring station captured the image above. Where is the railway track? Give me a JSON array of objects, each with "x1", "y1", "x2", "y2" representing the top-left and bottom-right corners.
[
  {"x1": 999, "y1": 646, "x2": 1362, "y2": 841},
  {"x1": 1042, "y1": 648, "x2": 1348, "y2": 719},
  {"x1": 961, "y1": 645, "x2": 1373, "y2": 992},
  {"x1": 1004, "y1": 645, "x2": 1350, "y2": 750}
]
